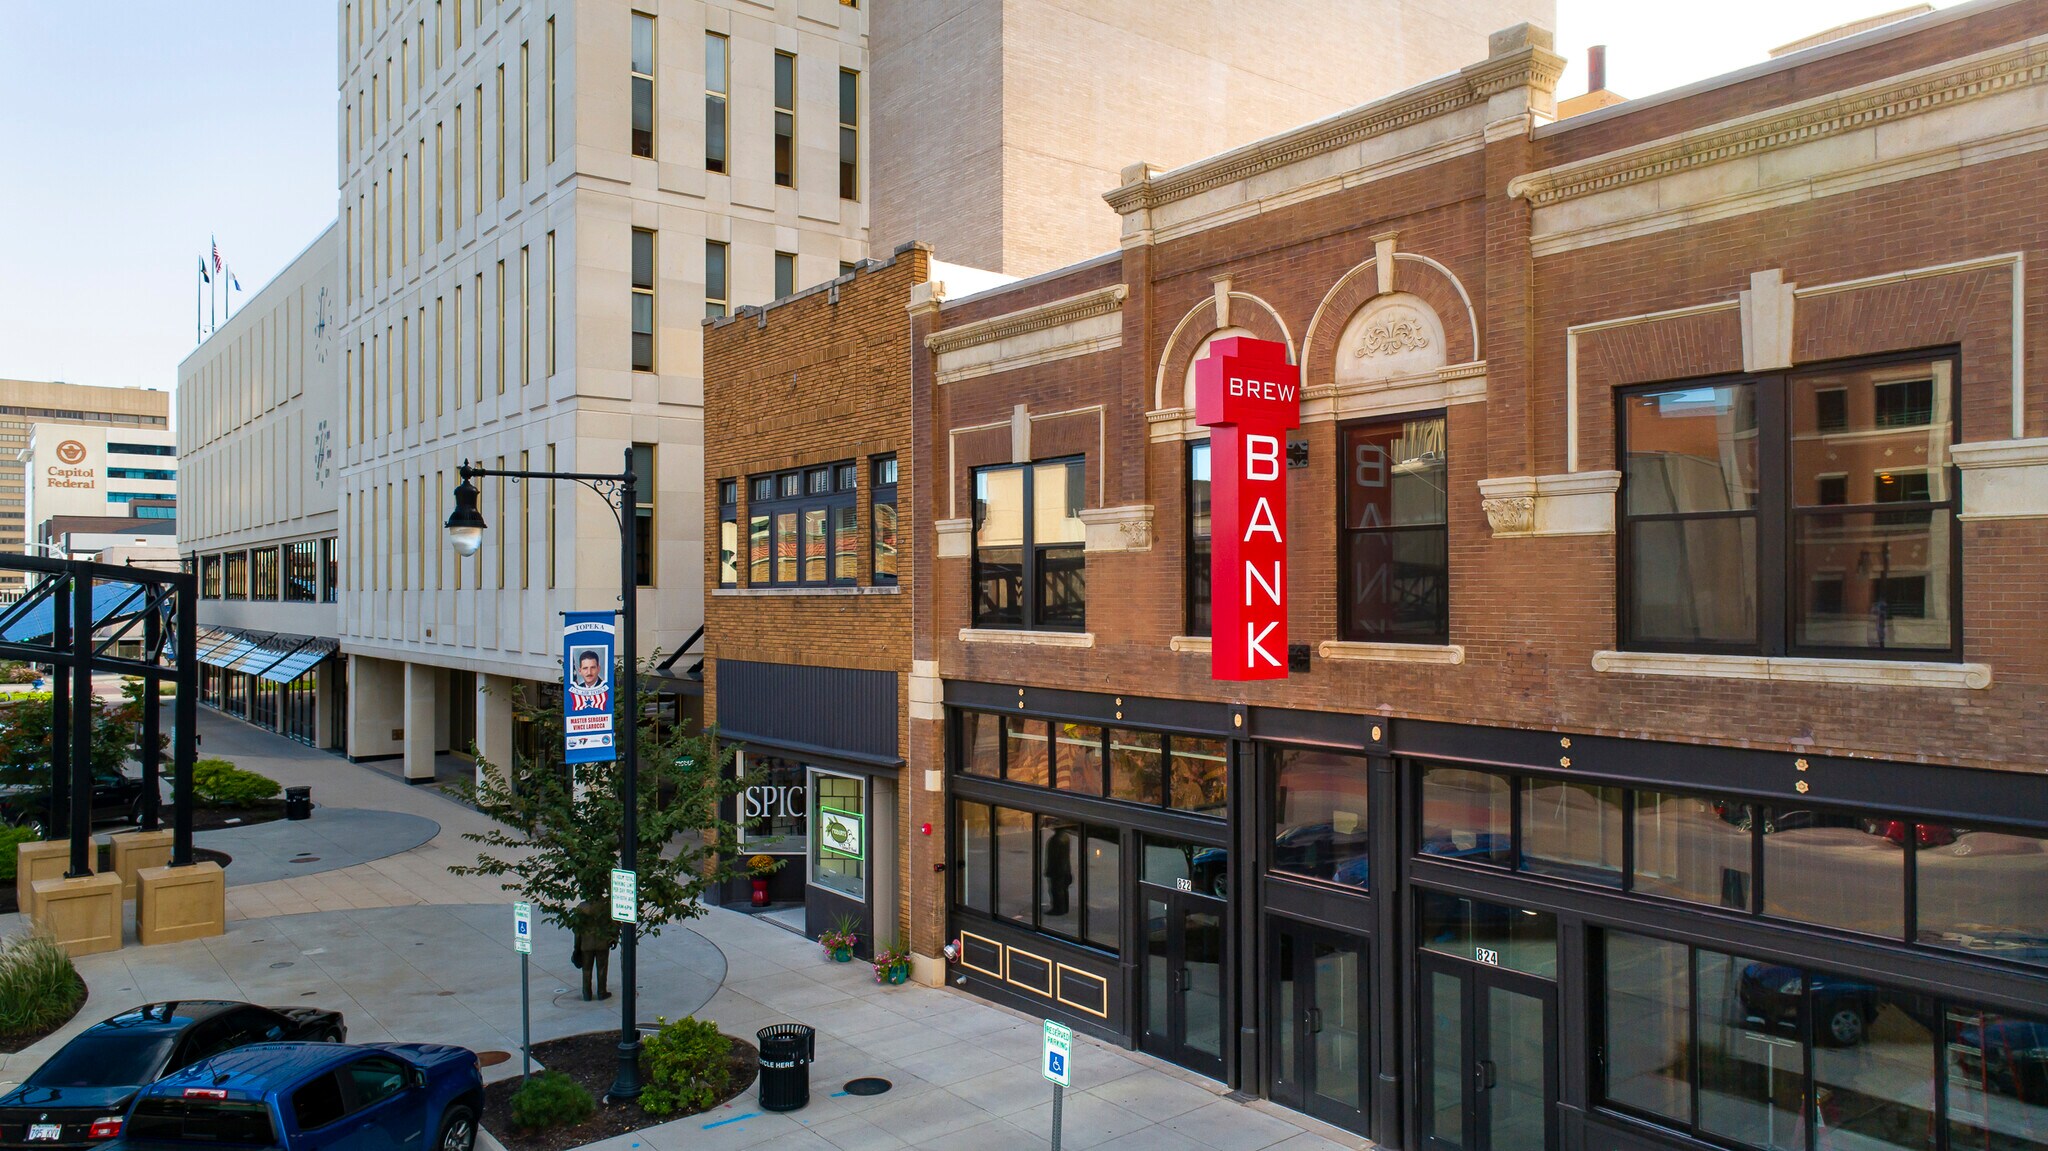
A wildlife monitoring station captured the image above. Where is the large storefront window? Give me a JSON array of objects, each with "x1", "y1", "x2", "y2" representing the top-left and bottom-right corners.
[
  {"x1": 1598, "y1": 929, "x2": 2042, "y2": 1151},
  {"x1": 736, "y1": 754, "x2": 807, "y2": 855},
  {"x1": 954, "y1": 800, "x2": 1121, "y2": 953},
  {"x1": 811, "y1": 773, "x2": 863, "y2": 900},
  {"x1": 1272, "y1": 748, "x2": 1371, "y2": 889}
]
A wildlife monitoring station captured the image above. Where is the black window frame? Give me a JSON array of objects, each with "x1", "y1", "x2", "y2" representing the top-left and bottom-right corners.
[
  {"x1": 1590, "y1": 926, "x2": 2044, "y2": 1151},
  {"x1": 716, "y1": 478, "x2": 738, "y2": 588},
  {"x1": 950, "y1": 709, "x2": 1226, "y2": 820},
  {"x1": 1337, "y1": 410, "x2": 1450, "y2": 645},
  {"x1": 971, "y1": 456, "x2": 1086, "y2": 632},
  {"x1": 949, "y1": 797, "x2": 1121, "y2": 956},
  {"x1": 1414, "y1": 761, "x2": 2048, "y2": 973},
  {"x1": 200, "y1": 555, "x2": 222, "y2": 600},
  {"x1": 870, "y1": 455, "x2": 897, "y2": 585},
  {"x1": 283, "y1": 540, "x2": 319, "y2": 602},
  {"x1": 629, "y1": 228, "x2": 655, "y2": 372},
  {"x1": 744, "y1": 460, "x2": 858, "y2": 588},
  {"x1": 318, "y1": 537, "x2": 338, "y2": 602},
  {"x1": 223, "y1": 551, "x2": 249, "y2": 600},
  {"x1": 1617, "y1": 348, "x2": 1962, "y2": 661}
]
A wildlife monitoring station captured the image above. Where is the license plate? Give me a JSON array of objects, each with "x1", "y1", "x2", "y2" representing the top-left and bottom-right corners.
[{"x1": 28, "y1": 1123, "x2": 62, "y2": 1141}]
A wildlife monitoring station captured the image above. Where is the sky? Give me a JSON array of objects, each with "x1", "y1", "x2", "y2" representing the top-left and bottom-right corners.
[{"x1": 0, "y1": 0, "x2": 1957, "y2": 398}]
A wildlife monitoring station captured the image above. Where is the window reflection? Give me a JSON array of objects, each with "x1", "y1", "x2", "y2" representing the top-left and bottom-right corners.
[
  {"x1": 1948, "y1": 1007, "x2": 2048, "y2": 1151},
  {"x1": 1604, "y1": 933, "x2": 1690, "y2": 1120},
  {"x1": 1005, "y1": 716, "x2": 1048, "y2": 787},
  {"x1": 958, "y1": 801, "x2": 991, "y2": 913},
  {"x1": 1054, "y1": 723, "x2": 1104, "y2": 795},
  {"x1": 959, "y1": 711, "x2": 999, "y2": 777},
  {"x1": 1633, "y1": 790, "x2": 1752, "y2": 910},
  {"x1": 1272, "y1": 749, "x2": 1370, "y2": 888},
  {"x1": 1700, "y1": 949, "x2": 1805, "y2": 1150},
  {"x1": 1522, "y1": 779, "x2": 1623, "y2": 887},
  {"x1": 994, "y1": 806, "x2": 1032, "y2": 922},
  {"x1": 1419, "y1": 766, "x2": 1512, "y2": 866},
  {"x1": 1170, "y1": 736, "x2": 1228, "y2": 815},
  {"x1": 1760, "y1": 806, "x2": 1904, "y2": 938},
  {"x1": 1417, "y1": 891, "x2": 1556, "y2": 978},
  {"x1": 1039, "y1": 817, "x2": 1081, "y2": 939},
  {"x1": 1916, "y1": 825, "x2": 2048, "y2": 968},
  {"x1": 1109, "y1": 729, "x2": 1163, "y2": 805}
]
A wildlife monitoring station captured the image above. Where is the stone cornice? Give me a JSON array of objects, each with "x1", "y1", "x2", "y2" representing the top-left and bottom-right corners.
[
  {"x1": 1508, "y1": 34, "x2": 2048, "y2": 207},
  {"x1": 1104, "y1": 47, "x2": 1563, "y2": 216},
  {"x1": 924, "y1": 286, "x2": 1127, "y2": 356}
]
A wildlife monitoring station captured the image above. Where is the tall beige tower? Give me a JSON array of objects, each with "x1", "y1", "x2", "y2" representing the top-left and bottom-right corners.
[{"x1": 870, "y1": 0, "x2": 1553, "y2": 276}]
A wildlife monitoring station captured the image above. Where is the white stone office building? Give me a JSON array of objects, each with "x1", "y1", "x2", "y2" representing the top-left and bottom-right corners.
[
  {"x1": 335, "y1": 0, "x2": 866, "y2": 776},
  {"x1": 176, "y1": 227, "x2": 345, "y2": 747}
]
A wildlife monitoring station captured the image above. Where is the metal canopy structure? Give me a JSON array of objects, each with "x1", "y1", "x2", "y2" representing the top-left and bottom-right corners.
[
  {"x1": 0, "y1": 555, "x2": 198, "y2": 877},
  {"x1": 189, "y1": 626, "x2": 336, "y2": 683}
]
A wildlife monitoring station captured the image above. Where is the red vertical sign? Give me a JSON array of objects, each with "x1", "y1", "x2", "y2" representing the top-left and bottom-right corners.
[{"x1": 1194, "y1": 337, "x2": 1300, "y2": 681}]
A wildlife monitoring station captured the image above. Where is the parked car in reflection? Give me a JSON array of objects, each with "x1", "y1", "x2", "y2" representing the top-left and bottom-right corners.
[
  {"x1": 1737, "y1": 963, "x2": 1884, "y2": 1046},
  {"x1": 0, "y1": 1002, "x2": 345, "y2": 1149},
  {"x1": 1272, "y1": 823, "x2": 1370, "y2": 888},
  {"x1": 1950, "y1": 1018, "x2": 2048, "y2": 1099},
  {"x1": 108, "y1": 1042, "x2": 482, "y2": 1151}
]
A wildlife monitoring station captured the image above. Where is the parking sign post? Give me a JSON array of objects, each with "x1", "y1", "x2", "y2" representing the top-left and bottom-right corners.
[
  {"x1": 514, "y1": 902, "x2": 533, "y2": 1081},
  {"x1": 1043, "y1": 1019, "x2": 1072, "y2": 1149}
]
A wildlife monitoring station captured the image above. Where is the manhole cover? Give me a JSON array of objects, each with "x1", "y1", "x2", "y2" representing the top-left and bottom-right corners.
[
  {"x1": 476, "y1": 1051, "x2": 511, "y2": 1067},
  {"x1": 843, "y1": 1078, "x2": 892, "y2": 1096},
  {"x1": 292, "y1": 855, "x2": 321, "y2": 863}
]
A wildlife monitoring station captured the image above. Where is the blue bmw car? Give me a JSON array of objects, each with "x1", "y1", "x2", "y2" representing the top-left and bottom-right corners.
[{"x1": 106, "y1": 1042, "x2": 482, "y2": 1151}]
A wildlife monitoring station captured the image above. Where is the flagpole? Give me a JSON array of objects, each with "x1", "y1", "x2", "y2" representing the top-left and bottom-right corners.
[
  {"x1": 225, "y1": 267, "x2": 232, "y2": 322},
  {"x1": 195, "y1": 260, "x2": 202, "y2": 343}
]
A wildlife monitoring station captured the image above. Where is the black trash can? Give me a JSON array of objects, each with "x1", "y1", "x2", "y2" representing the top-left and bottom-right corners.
[
  {"x1": 755, "y1": 1023, "x2": 815, "y2": 1112},
  {"x1": 284, "y1": 787, "x2": 312, "y2": 821}
]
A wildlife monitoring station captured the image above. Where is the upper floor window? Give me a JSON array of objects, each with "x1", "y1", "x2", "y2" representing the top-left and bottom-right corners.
[
  {"x1": 200, "y1": 555, "x2": 222, "y2": 599},
  {"x1": 773, "y1": 52, "x2": 795, "y2": 187},
  {"x1": 284, "y1": 540, "x2": 318, "y2": 602},
  {"x1": 224, "y1": 551, "x2": 250, "y2": 600},
  {"x1": 1620, "y1": 352, "x2": 1958, "y2": 658},
  {"x1": 838, "y1": 69, "x2": 859, "y2": 200},
  {"x1": 972, "y1": 458, "x2": 1084, "y2": 631},
  {"x1": 1341, "y1": 413, "x2": 1447, "y2": 643},
  {"x1": 747, "y1": 462, "x2": 857, "y2": 588},
  {"x1": 704, "y1": 33, "x2": 727, "y2": 173},
  {"x1": 871, "y1": 456, "x2": 898, "y2": 585},
  {"x1": 705, "y1": 240, "x2": 727, "y2": 318},
  {"x1": 631, "y1": 443, "x2": 656, "y2": 587},
  {"x1": 319, "y1": 538, "x2": 339, "y2": 602},
  {"x1": 629, "y1": 13, "x2": 654, "y2": 158},
  {"x1": 630, "y1": 229, "x2": 655, "y2": 371}
]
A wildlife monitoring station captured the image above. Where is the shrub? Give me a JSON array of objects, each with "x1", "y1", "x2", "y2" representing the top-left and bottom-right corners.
[
  {"x1": 0, "y1": 933, "x2": 82, "y2": 1038},
  {"x1": 637, "y1": 1016, "x2": 731, "y2": 1117},
  {"x1": 507, "y1": 1071, "x2": 594, "y2": 1130},
  {"x1": 192, "y1": 759, "x2": 281, "y2": 808},
  {"x1": 0, "y1": 825, "x2": 40, "y2": 882}
]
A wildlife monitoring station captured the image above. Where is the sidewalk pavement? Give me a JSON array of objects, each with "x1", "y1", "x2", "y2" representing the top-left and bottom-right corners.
[{"x1": 7, "y1": 709, "x2": 1363, "y2": 1151}]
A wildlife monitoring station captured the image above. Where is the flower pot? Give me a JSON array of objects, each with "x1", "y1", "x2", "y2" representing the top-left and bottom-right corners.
[
  {"x1": 885, "y1": 965, "x2": 910, "y2": 985},
  {"x1": 750, "y1": 877, "x2": 770, "y2": 907},
  {"x1": 831, "y1": 946, "x2": 853, "y2": 963}
]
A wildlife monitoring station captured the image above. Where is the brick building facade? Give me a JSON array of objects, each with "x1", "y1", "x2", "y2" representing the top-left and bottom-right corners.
[{"x1": 710, "y1": 5, "x2": 2048, "y2": 1147}]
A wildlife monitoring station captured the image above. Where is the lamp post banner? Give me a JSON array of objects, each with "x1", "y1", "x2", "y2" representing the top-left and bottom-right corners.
[
  {"x1": 1195, "y1": 336, "x2": 1301, "y2": 681},
  {"x1": 562, "y1": 611, "x2": 618, "y2": 764}
]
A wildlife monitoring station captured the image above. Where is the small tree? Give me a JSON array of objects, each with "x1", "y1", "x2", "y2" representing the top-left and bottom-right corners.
[
  {"x1": 451, "y1": 672, "x2": 748, "y2": 938},
  {"x1": 0, "y1": 691, "x2": 136, "y2": 787}
]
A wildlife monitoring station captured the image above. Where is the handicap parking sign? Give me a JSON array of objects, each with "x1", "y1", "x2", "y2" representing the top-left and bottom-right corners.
[{"x1": 1042, "y1": 1020, "x2": 1072, "y2": 1087}]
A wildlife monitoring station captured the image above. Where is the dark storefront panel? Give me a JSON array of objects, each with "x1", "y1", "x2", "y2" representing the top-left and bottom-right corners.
[
  {"x1": 940, "y1": 684, "x2": 2047, "y2": 1151},
  {"x1": 718, "y1": 660, "x2": 898, "y2": 760}
]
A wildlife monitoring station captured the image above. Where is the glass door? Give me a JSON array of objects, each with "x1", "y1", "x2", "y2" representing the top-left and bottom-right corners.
[
  {"x1": 1418, "y1": 955, "x2": 1557, "y2": 1151},
  {"x1": 1270, "y1": 923, "x2": 1370, "y2": 1134},
  {"x1": 1140, "y1": 887, "x2": 1228, "y2": 1079}
]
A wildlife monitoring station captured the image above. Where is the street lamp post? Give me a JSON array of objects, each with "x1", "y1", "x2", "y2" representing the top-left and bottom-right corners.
[{"x1": 446, "y1": 448, "x2": 644, "y2": 1102}]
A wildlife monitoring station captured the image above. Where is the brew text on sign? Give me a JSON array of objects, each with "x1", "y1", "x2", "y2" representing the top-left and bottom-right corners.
[{"x1": 1193, "y1": 337, "x2": 1301, "y2": 681}]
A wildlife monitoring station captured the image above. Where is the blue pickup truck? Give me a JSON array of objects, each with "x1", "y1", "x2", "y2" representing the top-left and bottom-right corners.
[{"x1": 104, "y1": 1043, "x2": 482, "y2": 1151}]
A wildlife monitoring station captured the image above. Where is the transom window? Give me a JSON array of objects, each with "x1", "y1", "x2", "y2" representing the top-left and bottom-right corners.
[
  {"x1": 956, "y1": 711, "x2": 1228, "y2": 817},
  {"x1": 746, "y1": 461, "x2": 857, "y2": 587},
  {"x1": 1417, "y1": 763, "x2": 2048, "y2": 968},
  {"x1": 1619, "y1": 351, "x2": 1959, "y2": 658},
  {"x1": 972, "y1": 457, "x2": 1085, "y2": 630}
]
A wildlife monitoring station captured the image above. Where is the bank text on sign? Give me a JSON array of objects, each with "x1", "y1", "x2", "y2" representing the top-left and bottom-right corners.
[{"x1": 1194, "y1": 337, "x2": 1301, "y2": 681}]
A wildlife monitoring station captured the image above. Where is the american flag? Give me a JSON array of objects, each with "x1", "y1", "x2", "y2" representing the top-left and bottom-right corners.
[{"x1": 211, "y1": 238, "x2": 222, "y2": 274}]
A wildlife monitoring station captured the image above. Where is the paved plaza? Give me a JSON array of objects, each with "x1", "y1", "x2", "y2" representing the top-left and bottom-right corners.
[{"x1": 1, "y1": 711, "x2": 1365, "y2": 1150}]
